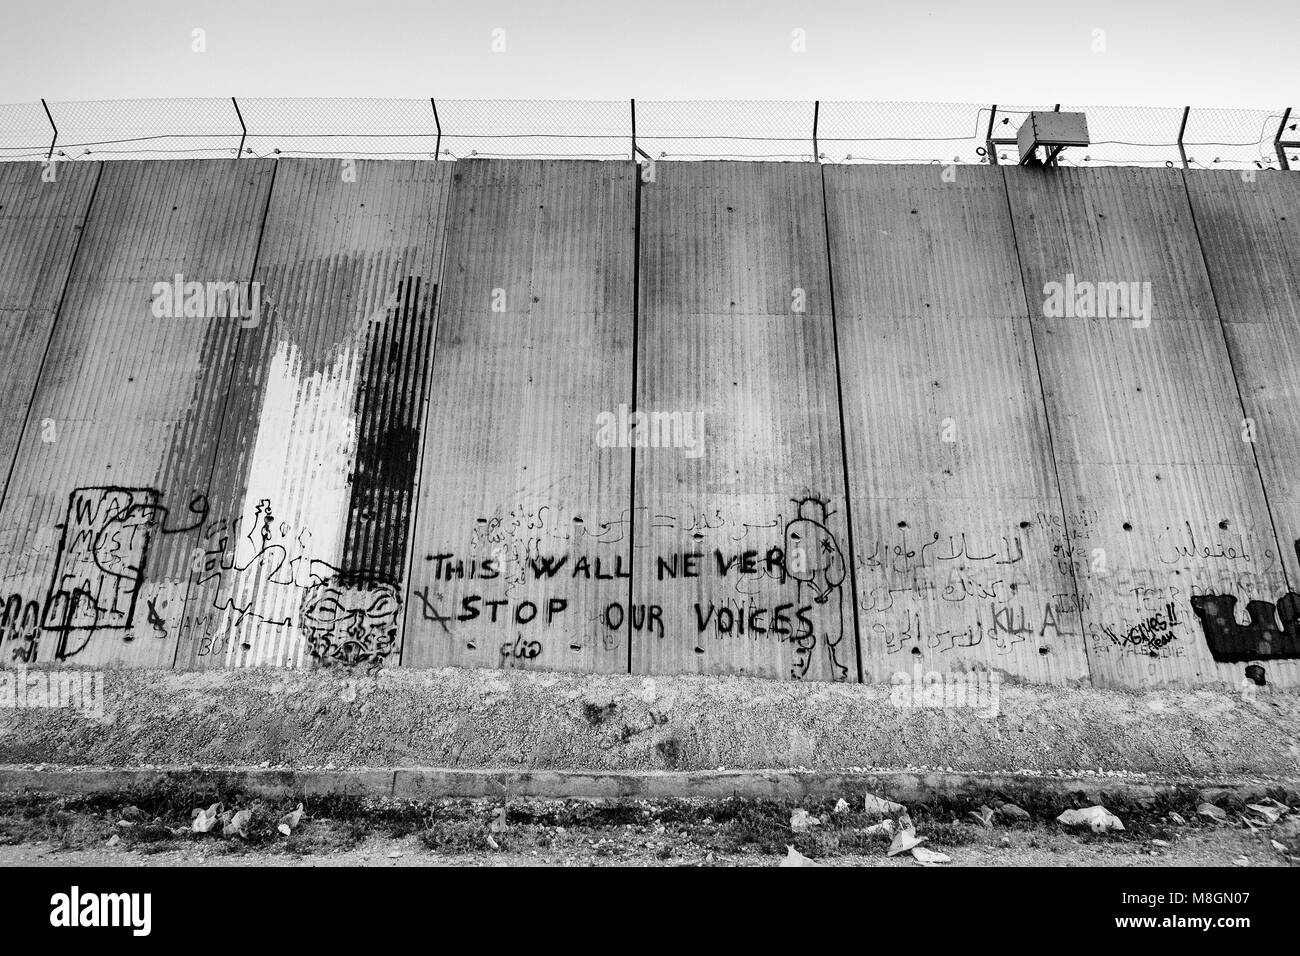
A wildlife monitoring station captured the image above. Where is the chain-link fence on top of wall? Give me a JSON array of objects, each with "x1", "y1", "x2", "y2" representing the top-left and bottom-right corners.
[{"x1": 0, "y1": 97, "x2": 1295, "y2": 170}]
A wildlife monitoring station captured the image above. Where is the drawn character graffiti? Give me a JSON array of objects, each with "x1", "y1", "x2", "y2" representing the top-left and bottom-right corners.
[
  {"x1": 783, "y1": 496, "x2": 850, "y2": 682},
  {"x1": 299, "y1": 572, "x2": 402, "y2": 671}
]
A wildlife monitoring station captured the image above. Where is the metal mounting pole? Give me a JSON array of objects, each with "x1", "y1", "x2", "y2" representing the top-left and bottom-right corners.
[
  {"x1": 231, "y1": 97, "x2": 246, "y2": 158},
  {"x1": 812, "y1": 100, "x2": 820, "y2": 162},
  {"x1": 1276, "y1": 107, "x2": 1293, "y2": 172},
  {"x1": 630, "y1": 98, "x2": 637, "y2": 161},
  {"x1": 985, "y1": 104, "x2": 999, "y2": 165},
  {"x1": 431, "y1": 98, "x2": 441, "y2": 158},
  {"x1": 41, "y1": 98, "x2": 57, "y2": 160},
  {"x1": 1176, "y1": 107, "x2": 1190, "y2": 169}
]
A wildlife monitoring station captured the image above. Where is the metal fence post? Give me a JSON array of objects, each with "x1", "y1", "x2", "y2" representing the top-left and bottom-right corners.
[
  {"x1": 1176, "y1": 107, "x2": 1190, "y2": 169},
  {"x1": 231, "y1": 97, "x2": 247, "y2": 159},
  {"x1": 812, "y1": 100, "x2": 820, "y2": 163},
  {"x1": 430, "y1": 98, "x2": 441, "y2": 158},
  {"x1": 630, "y1": 98, "x2": 637, "y2": 161},
  {"x1": 41, "y1": 98, "x2": 57, "y2": 160},
  {"x1": 1276, "y1": 107, "x2": 1293, "y2": 171},
  {"x1": 985, "y1": 104, "x2": 999, "y2": 165}
]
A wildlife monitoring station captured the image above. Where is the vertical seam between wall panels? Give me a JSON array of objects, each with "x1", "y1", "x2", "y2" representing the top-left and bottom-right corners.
[
  {"x1": 998, "y1": 166, "x2": 1093, "y2": 686},
  {"x1": 818, "y1": 165, "x2": 865, "y2": 684},
  {"x1": 1181, "y1": 169, "x2": 1292, "y2": 594},
  {"x1": 0, "y1": 162, "x2": 105, "y2": 515},
  {"x1": 627, "y1": 161, "x2": 642, "y2": 675},
  {"x1": 172, "y1": 160, "x2": 279, "y2": 668},
  {"x1": 397, "y1": 167, "x2": 455, "y2": 667}
]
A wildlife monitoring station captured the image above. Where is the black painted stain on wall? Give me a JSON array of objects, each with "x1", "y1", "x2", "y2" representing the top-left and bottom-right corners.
[
  {"x1": 1190, "y1": 540, "x2": 1300, "y2": 663},
  {"x1": 1190, "y1": 593, "x2": 1300, "y2": 663},
  {"x1": 341, "y1": 276, "x2": 437, "y2": 580}
]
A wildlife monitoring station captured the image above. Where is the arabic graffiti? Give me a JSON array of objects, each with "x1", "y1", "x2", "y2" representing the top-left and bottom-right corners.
[
  {"x1": 1157, "y1": 521, "x2": 1262, "y2": 566},
  {"x1": 856, "y1": 518, "x2": 1070, "y2": 658}
]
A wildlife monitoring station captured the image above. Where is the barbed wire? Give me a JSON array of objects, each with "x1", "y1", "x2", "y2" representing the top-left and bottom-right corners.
[{"x1": 0, "y1": 97, "x2": 1294, "y2": 170}]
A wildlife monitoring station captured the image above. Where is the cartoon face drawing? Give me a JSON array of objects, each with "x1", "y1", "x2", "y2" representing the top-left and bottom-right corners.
[
  {"x1": 299, "y1": 573, "x2": 401, "y2": 670},
  {"x1": 783, "y1": 497, "x2": 846, "y2": 604}
]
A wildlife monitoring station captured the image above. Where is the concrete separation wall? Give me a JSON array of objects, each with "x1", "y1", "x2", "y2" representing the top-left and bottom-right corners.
[{"x1": 0, "y1": 159, "x2": 1297, "y2": 692}]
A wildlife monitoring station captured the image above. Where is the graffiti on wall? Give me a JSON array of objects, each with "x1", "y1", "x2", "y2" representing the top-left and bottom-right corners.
[
  {"x1": 0, "y1": 486, "x2": 206, "y2": 663},
  {"x1": 300, "y1": 571, "x2": 402, "y2": 670},
  {"x1": 1190, "y1": 592, "x2": 1300, "y2": 662},
  {"x1": 1189, "y1": 542, "x2": 1300, "y2": 663},
  {"x1": 4, "y1": 469, "x2": 1296, "y2": 681},
  {"x1": 410, "y1": 489, "x2": 854, "y2": 680},
  {"x1": 185, "y1": 497, "x2": 400, "y2": 671},
  {"x1": 176, "y1": 275, "x2": 429, "y2": 671},
  {"x1": 855, "y1": 513, "x2": 1078, "y2": 662}
]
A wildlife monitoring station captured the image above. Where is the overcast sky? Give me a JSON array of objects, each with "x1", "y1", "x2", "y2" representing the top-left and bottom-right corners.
[{"x1": 0, "y1": 0, "x2": 1291, "y2": 108}]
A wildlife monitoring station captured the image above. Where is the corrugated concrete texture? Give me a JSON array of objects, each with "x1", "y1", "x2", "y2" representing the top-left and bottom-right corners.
[
  {"x1": 1005, "y1": 166, "x2": 1292, "y2": 689},
  {"x1": 634, "y1": 163, "x2": 854, "y2": 681},
  {"x1": 0, "y1": 163, "x2": 99, "y2": 488},
  {"x1": 402, "y1": 161, "x2": 635, "y2": 673},
  {"x1": 176, "y1": 159, "x2": 454, "y2": 672},
  {"x1": 824, "y1": 164, "x2": 1088, "y2": 686},
  {"x1": 0, "y1": 157, "x2": 1296, "y2": 694},
  {"x1": 0, "y1": 161, "x2": 275, "y2": 668},
  {"x1": 1184, "y1": 171, "x2": 1300, "y2": 589}
]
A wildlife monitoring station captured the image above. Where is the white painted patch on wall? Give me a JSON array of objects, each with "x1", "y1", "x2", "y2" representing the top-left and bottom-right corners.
[{"x1": 224, "y1": 337, "x2": 361, "y2": 669}]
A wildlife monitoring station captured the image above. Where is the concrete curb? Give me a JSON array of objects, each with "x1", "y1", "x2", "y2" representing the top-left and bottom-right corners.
[{"x1": 2, "y1": 766, "x2": 1295, "y2": 805}]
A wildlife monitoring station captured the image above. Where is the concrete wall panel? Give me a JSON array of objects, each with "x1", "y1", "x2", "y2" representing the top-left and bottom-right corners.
[
  {"x1": 176, "y1": 159, "x2": 454, "y2": 671},
  {"x1": 0, "y1": 163, "x2": 99, "y2": 487},
  {"x1": 402, "y1": 160, "x2": 635, "y2": 674},
  {"x1": 633, "y1": 163, "x2": 855, "y2": 681},
  {"x1": 1005, "y1": 166, "x2": 1290, "y2": 689},
  {"x1": 0, "y1": 160, "x2": 275, "y2": 667},
  {"x1": 1184, "y1": 170, "x2": 1300, "y2": 683},
  {"x1": 825, "y1": 164, "x2": 1087, "y2": 686}
]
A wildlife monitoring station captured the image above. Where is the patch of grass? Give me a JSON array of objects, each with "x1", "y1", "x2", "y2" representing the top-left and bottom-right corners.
[
  {"x1": 418, "y1": 819, "x2": 488, "y2": 853},
  {"x1": 506, "y1": 800, "x2": 646, "y2": 829},
  {"x1": 914, "y1": 821, "x2": 978, "y2": 848},
  {"x1": 121, "y1": 822, "x2": 175, "y2": 845},
  {"x1": 0, "y1": 782, "x2": 1282, "y2": 862}
]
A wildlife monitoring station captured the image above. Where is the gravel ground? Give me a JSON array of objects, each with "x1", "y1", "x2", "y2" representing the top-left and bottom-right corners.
[
  {"x1": 0, "y1": 826, "x2": 1288, "y2": 867},
  {"x1": 1, "y1": 783, "x2": 1296, "y2": 868}
]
